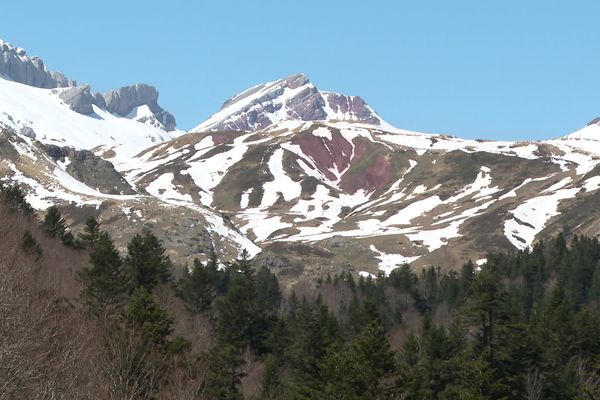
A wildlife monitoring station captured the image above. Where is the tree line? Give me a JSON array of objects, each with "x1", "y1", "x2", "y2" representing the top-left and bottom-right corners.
[{"x1": 2, "y1": 183, "x2": 600, "y2": 399}]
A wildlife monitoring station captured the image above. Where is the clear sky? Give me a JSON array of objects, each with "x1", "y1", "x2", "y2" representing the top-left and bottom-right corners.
[{"x1": 2, "y1": 0, "x2": 600, "y2": 139}]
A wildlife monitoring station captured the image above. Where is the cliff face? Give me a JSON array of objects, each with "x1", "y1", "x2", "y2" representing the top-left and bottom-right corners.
[
  {"x1": 103, "y1": 84, "x2": 176, "y2": 131},
  {"x1": 0, "y1": 39, "x2": 76, "y2": 88}
]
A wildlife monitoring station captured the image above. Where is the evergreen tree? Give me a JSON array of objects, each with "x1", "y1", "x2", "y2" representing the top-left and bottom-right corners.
[
  {"x1": 201, "y1": 344, "x2": 246, "y2": 400},
  {"x1": 124, "y1": 230, "x2": 172, "y2": 291},
  {"x1": 78, "y1": 231, "x2": 129, "y2": 316},
  {"x1": 21, "y1": 230, "x2": 42, "y2": 259},
  {"x1": 216, "y1": 272, "x2": 270, "y2": 352},
  {"x1": 254, "y1": 265, "x2": 282, "y2": 314},
  {"x1": 283, "y1": 298, "x2": 340, "y2": 397},
  {"x1": 321, "y1": 319, "x2": 396, "y2": 399},
  {"x1": 1, "y1": 184, "x2": 34, "y2": 214},
  {"x1": 177, "y1": 258, "x2": 216, "y2": 313},
  {"x1": 78, "y1": 216, "x2": 101, "y2": 246},
  {"x1": 121, "y1": 288, "x2": 173, "y2": 347},
  {"x1": 42, "y1": 205, "x2": 67, "y2": 238},
  {"x1": 261, "y1": 354, "x2": 282, "y2": 400}
]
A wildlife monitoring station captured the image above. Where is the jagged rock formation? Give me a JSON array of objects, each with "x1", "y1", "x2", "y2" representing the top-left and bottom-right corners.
[
  {"x1": 192, "y1": 73, "x2": 384, "y2": 132},
  {"x1": 0, "y1": 38, "x2": 176, "y2": 130},
  {"x1": 57, "y1": 85, "x2": 105, "y2": 115},
  {"x1": 0, "y1": 39, "x2": 75, "y2": 88},
  {"x1": 42, "y1": 144, "x2": 136, "y2": 195},
  {"x1": 103, "y1": 84, "x2": 176, "y2": 131}
]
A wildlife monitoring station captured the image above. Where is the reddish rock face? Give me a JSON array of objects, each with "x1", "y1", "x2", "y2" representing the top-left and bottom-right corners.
[
  {"x1": 289, "y1": 128, "x2": 393, "y2": 194},
  {"x1": 210, "y1": 133, "x2": 236, "y2": 146},
  {"x1": 340, "y1": 152, "x2": 392, "y2": 194},
  {"x1": 290, "y1": 129, "x2": 353, "y2": 181}
]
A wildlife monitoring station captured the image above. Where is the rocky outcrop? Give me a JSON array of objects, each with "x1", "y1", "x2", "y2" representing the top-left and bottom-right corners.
[
  {"x1": 587, "y1": 117, "x2": 600, "y2": 126},
  {"x1": 192, "y1": 73, "x2": 383, "y2": 132},
  {"x1": 102, "y1": 84, "x2": 176, "y2": 131},
  {"x1": 42, "y1": 144, "x2": 136, "y2": 195},
  {"x1": 322, "y1": 92, "x2": 381, "y2": 125},
  {"x1": 57, "y1": 85, "x2": 104, "y2": 115},
  {"x1": 0, "y1": 39, "x2": 76, "y2": 88}
]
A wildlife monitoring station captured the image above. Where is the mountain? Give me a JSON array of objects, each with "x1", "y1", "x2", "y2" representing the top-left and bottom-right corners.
[
  {"x1": 2, "y1": 38, "x2": 600, "y2": 280},
  {"x1": 0, "y1": 39, "x2": 176, "y2": 131},
  {"x1": 0, "y1": 39, "x2": 259, "y2": 262},
  {"x1": 0, "y1": 39, "x2": 76, "y2": 88},
  {"x1": 130, "y1": 115, "x2": 600, "y2": 275},
  {"x1": 191, "y1": 74, "x2": 387, "y2": 132}
]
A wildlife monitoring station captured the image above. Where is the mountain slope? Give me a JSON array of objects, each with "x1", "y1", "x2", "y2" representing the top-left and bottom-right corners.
[
  {"x1": 132, "y1": 114, "x2": 600, "y2": 275},
  {"x1": 2, "y1": 38, "x2": 600, "y2": 279}
]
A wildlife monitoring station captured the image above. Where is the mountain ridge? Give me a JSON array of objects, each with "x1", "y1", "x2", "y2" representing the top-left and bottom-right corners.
[
  {"x1": 191, "y1": 73, "x2": 388, "y2": 133},
  {"x1": 2, "y1": 38, "x2": 600, "y2": 279}
]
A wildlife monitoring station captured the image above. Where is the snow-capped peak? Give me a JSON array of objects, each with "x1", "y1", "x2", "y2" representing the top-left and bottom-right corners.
[{"x1": 191, "y1": 73, "x2": 389, "y2": 133}]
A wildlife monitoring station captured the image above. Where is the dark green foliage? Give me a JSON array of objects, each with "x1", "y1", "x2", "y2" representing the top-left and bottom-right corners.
[
  {"x1": 40, "y1": 205, "x2": 81, "y2": 247},
  {"x1": 124, "y1": 230, "x2": 172, "y2": 291},
  {"x1": 260, "y1": 354, "x2": 282, "y2": 399},
  {"x1": 42, "y1": 205, "x2": 66, "y2": 238},
  {"x1": 201, "y1": 345, "x2": 246, "y2": 400},
  {"x1": 321, "y1": 319, "x2": 396, "y2": 399},
  {"x1": 78, "y1": 231, "x2": 129, "y2": 316},
  {"x1": 121, "y1": 288, "x2": 173, "y2": 347},
  {"x1": 21, "y1": 230, "x2": 42, "y2": 259},
  {"x1": 177, "y1": 258, "x2": 216, "y2": 313},
  {"x1": 78, "y1": 216, "x2": 100, "y2": 246},
  {"x1": 216, "y1": 272, "x2": 271, "y2": 353},
  {"x1": 1, "y1": 183, "x2": 33, "y2": 214}
]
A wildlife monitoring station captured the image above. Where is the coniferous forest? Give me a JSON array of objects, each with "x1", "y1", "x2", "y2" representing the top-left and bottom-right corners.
[{"x1": 1, "y1": 184, "x2": 600, "y2": 399}]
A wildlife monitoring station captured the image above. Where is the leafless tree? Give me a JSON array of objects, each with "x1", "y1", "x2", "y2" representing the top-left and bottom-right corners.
[
  {"x1": 525, "y1": 367, "x2": 544, "y2": 400},
  {"x1": 574, "y1": 355, "x2": 600, "y2": 400}
]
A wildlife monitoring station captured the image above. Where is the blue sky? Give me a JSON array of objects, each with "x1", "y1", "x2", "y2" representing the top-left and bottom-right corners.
[{"x1": 2, "y1": 0, "x2": 600, "y2": 139}]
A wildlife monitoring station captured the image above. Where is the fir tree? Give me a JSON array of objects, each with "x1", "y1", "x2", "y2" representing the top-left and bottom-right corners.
[
  {"x1": 121, "y1": 288, "x2": 173, "y2": 347},
  {"x1": 260, "y1": 354, "x2": 282, "y2": 400},
  {"x1": 201, "y1": 344, "x2": 246, "y2": 400},
  {"x1": 1, "y1": 184, "x2": 34, "y2": 214},
  {"x1": 21, "y1": 230, "x2": 42, "y2": 259},
  {"x1": 177, "y1": 258, "x2": 216, "y2": 313},
  {"x1": 42, "y1": 205, "x2": 67, "y2": 238},
  {"x1": 124, "y1": 230, "x2": 172, "y2": 291},
  {"x1": 78, "y1": 216, "x2": 101, "y2": 246},
  {"x1": 78, "y1": 231, "x2": 128, "y2": 316}
]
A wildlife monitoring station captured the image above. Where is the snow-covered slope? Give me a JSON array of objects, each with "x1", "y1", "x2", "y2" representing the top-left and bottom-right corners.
[
  {"x1": 191, "y1": 74, "x2": 388, "y2": 132},
  {"x1": 3, "y1": 37, "x2": 600, "y2": 277},
  {"x1": 0, "y1": 76, "x2": 178, "y2": 163},
  {"x1": 132, "y1": 115, "x2": 600, "y2": 275}
]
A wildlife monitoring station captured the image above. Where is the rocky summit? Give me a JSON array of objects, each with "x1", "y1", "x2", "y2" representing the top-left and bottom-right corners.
[
  {"x1": 191, "y1": 73, "x2": 384, "y2": 132},
  {"x1": 2, "y1": 38, "x2": 600, "y2": 283}
]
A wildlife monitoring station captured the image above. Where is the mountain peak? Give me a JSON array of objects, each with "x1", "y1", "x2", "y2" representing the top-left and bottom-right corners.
[
  {"x1": 0, "y1": 38, "x2": 76, "y2": 88},
  {"x1": 191, "y1": 74, "x2": 387, "y2": 133}
]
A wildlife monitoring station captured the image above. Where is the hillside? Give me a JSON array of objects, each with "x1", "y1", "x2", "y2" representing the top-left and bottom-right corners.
[{"x1": 2, "y1": 38, "x2": 600, "y2": 281}]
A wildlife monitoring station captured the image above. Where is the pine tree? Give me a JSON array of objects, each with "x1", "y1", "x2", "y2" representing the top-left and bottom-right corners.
[
  {"x1": 121, "y1": 288, "x2": 173, "y2": 347},
  {"x1": 1, "y1": 184, "x2": 33, "y2": 214},
  {"x1": 177, "y1": 258, "x2": 216, "y2": 313},
  {"x1": 78, "y1": 216, "x2": 101, "y2": 246},
  {"x1": 234, "y1": 248, "x2": 253, "y2": 277},
  {"x1": 21, "y1": 230, "x2": 42, "y2": 259},
  {"x1": 42, "y1": 205, "x2": 67, "y2": 238},
  {"x1": 78, "y1": 231, "x2": 129, "y2": 316},
  {"x1": 201, "y1": 344, "x2": 246, "y2": 400},
  {"x1": 321, "y1": 319, "x2": 396, "y2": 399},
  {"x1": 216, "y1": 273, "x2": 269, "y2": 352},
  {"x1": 260, "y1": 354, "x2": 282, "y2": 399},
  {"x1": 254, "y1": 265, "x2": 281, "y2": 314},
  {"x1": 124, "y1": 230, "x2": 172, "y2": 291}
]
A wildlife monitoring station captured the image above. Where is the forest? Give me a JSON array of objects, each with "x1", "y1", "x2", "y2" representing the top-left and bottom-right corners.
[{"x1": 1, "y1": 183, "x2": 600, "y2": 400}]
